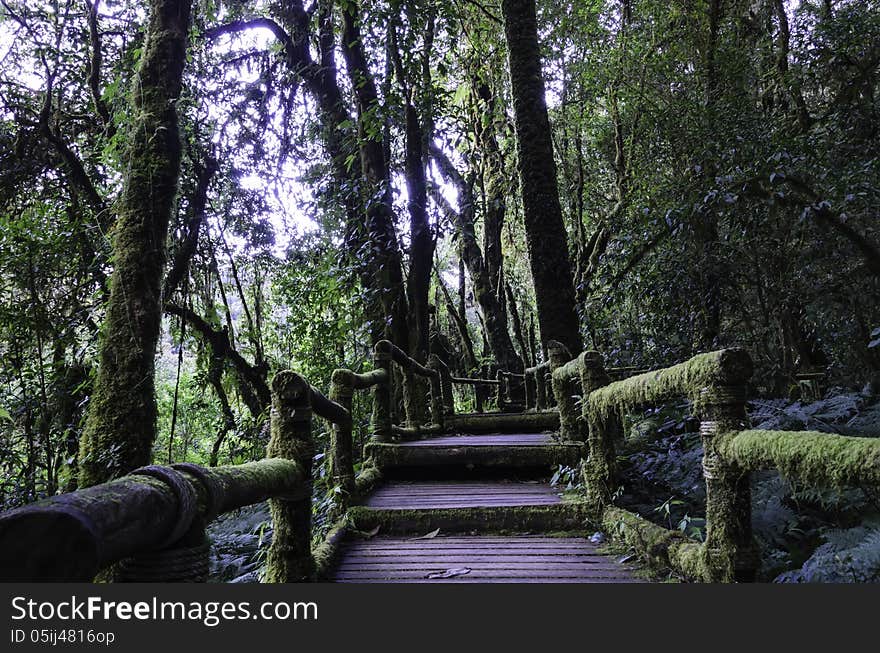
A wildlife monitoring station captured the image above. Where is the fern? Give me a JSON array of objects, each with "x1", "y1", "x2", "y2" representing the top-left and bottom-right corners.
[{"x1": 776, "y1": 527, "x2": 880, "y2": 583}]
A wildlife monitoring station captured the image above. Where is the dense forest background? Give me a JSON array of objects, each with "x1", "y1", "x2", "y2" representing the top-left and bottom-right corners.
[{"x1": 0, "y1": 0, "x2": 878, "y2": 581}]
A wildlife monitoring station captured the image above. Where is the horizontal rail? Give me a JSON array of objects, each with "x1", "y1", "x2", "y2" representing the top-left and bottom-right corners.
[
  {"x1": 552, "y1": 352, "x2": 586, "y2": 383},
  {"x1": 718, "y1": 429, "x2": 880, "y2": 487},
  {"x1": 0, "y1": 458, "x2": 305, "y2": 582},
  {"x1": 450, "y1": 376, "x2": 501, "y2": 386},
  {"x1": 308, "y1": 383, "x2": 350, "y2": 425},
  {"x1": 586, "y1": 348, "x2": 752, "y2": 420},
  {"x1": 378, "y1": 339, "x2": 440, "y2": 380},
  {"x1": 349, "y1": 368, "x2": 388, "y2": 389}
]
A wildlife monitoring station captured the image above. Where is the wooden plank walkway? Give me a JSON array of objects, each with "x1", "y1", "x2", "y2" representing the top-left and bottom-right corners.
[
  {"x1": 364, "y1": 480, "x2": 562, "y2": 509},
  {"x1": 399, "y1": 433, "x2": 553, "y2": 447},
  {"x1": 330, "y1": 535, "x2": 642, "y2": 583},
  {"x1": 332, "y1": 412, "x2": 649, "y2": 583}
]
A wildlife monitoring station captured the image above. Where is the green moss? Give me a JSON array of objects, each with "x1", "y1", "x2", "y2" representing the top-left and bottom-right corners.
[
  {"x1": 444, "y1": 411, "x2": 559, "y2": 433},
  {"x1": 264, "y1": 371, "x2": 314, "y2": 583},
  {"x1": 347, "y1": 503, "x2": 591, "y2": 534},
  {"x1": 599, "y1": 506, "x2": 725, "y2": 581},
  {"x1": 586, "y1": 348, "x2": 752, "y2": 425},
  {"x1": 719, "y1": 429, "x2": 880, "y2": 488},
  {"x1": 354, "y1": 464, "x2": 383, "y2": 499},
  {"x1": 77, "y1": 1, "x2": 192, "y2": 488},
  {"x1": 312, "y1": 517, "x2": 351, "y2": 581},
  {"x1": 365, "y1": 441, "x2": 583, "y2": 470}
]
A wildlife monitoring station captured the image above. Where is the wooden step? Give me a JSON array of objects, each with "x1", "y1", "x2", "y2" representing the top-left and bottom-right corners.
[
  {"x1": 364, "y1": 480, "x2": 564, "y2": 508},
  {"x1": 444, "y1": 411, "x2": 559, "y2": 434},
  {"x1": 348, "y1": 480, "x2": 589, "y2": 534},
  {"x1": 328, "y1": 535, "x2": 642, "y2": 583},
  {"x1": 366, "y1": 432, "x2": 583, "y2": 470}
]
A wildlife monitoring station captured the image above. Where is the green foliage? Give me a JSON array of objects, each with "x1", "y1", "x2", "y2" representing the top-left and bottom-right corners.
[{"x1": 777, "y1": 527, "x2": 880, "y2": 583}]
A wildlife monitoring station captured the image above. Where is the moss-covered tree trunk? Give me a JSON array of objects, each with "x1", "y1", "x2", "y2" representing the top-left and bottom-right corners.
[
  {"x1": 500, "y1": 0, "x2": 583, "y2": 356},
  {"x1": 432, "y1": 147, "x2": 523, "y2": 374},
  {"x1": 78, "y1": 0, "x2": 192, "y2": 486}
]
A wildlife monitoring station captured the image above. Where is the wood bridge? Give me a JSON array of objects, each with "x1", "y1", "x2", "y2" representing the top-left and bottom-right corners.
[{"x1": 1, "y1": 339, "x2": 878, "y2": 583}]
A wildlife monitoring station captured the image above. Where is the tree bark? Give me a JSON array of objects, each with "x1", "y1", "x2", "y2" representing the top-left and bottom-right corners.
[
  {"x1": 500, "y1": 0, "x2": 583, "y2": 355},
  {"x1": 78, "y1": 0, "x2": 192, "y2": 487},
  {"x1": 431, "y1": 147, "x2": 523, "y2": 372}
]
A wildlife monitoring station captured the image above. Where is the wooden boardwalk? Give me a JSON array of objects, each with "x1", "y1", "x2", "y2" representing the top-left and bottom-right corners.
[
  {"x1": 364, "y1": 480, "x2": 562, "y2": 509},
  {"x1": 331, "y1": 535, "x2": 642, "y2": 583},
  {"x1": 329, "y1": 421, "x2": 647, "y2": 583}
]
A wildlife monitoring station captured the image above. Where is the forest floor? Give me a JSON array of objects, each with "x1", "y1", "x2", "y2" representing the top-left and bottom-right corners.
[{"x1": 207, "y1": 389, "x2": 880, "y2": 583}]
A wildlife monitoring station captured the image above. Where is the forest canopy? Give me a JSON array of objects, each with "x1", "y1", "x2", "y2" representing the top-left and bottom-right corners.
[{"x1": 0, "y1": 0, "x2": 878, "y2": 519}]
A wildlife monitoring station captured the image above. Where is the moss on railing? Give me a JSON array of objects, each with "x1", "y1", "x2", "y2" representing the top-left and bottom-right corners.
[
  {"x1": 586, "y1": 348, "x2": 753, "y2": 424},
  {"x1": 718, "y1": 429, "x2": 880, "y2": 488}
]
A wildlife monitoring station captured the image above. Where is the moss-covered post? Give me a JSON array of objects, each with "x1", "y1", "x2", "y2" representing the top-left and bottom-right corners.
[
  {"x1": 579, "y1": 351, "x2": 616, "y2": 512},
  {"x1": 699, "y1": 382, "x2": 757, "y2": 582},
  {"x1": 265, "y1": 371, "x2": 314, "y2": 583},
  {"x1": 524, "y1": 368, "x2": 536, "y2": 411},
  {"x1": 548, "y1": 340, "x2": 579, "y2": 441},
  {"x1": 427, "y1": 355, "x2": 445, "y2": 430},
  {"x1": 372, "y1": 341, "x2": 393, "y2": 441},
  {"x1": 545, "y1": 369, "x2": 556, "y2": 406},
  {"x1": 434, "y1": 355, "x2": 455, "y2": 416},
  {"x1": 329, "y1": 370, "x2": 356, "y2": 507},
  {"x1": 535, "y1": 364, "x2": 548, "y2": 409},
  {"x1": 495, "y1": 369, "x2": 505, "y2": 410},
  {"x1": 403, "y1": 371, "x2": 429, "y2": 429}
]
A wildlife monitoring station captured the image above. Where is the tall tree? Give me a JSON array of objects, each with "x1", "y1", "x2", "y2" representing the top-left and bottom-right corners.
[
  {"x1": 500, "y1": 0, "x2": 583, "y2": 355},
  {"x1": 78, "y1": 0, "x2": 192, "y2": 486}
]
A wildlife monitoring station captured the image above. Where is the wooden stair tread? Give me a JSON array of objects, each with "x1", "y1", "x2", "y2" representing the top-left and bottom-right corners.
[
  {"x1": 398, "y1": 433, "x2": 556, "y2": 446},
  {"x1": 329, "y1": 535, "x2": 642, "y2": 583},
  {"x1": 362, "y1": 480, "x2": 563, "y2": 509}
]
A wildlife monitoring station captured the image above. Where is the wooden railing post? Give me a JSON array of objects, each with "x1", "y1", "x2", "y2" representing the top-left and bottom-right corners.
[
  {"x1": 535, "y1": 365, "x2": 547, "y2": 410},
  {"x1": 427, "y1": 355, "x2": 446, "y2": 430},
  {"x1": 265, "y1": 371, "x2": 314, "y2": 582},
  {"x1": 329, "y1": 369, "x2": 356, "y2": 507},
  {"x1": 372, "y1": 341, "x2": 393, "y2": 442},
  {"x1": 524, "y1": 368, "x2": 536, "y2": 411},
  {"x1": 579, "y1": 351, "x2": 616, "y2": 512},
  {"x1": 434, "y1": 355, "x2": 455, "y2": 416},
  {"x1": 699, "y1": 381, "x2": 757, "y2": 582},
  {"x1": 545, "y1": 369, "x2": 556, "y2": 406},
  {"x1": 403, "y1": 370, "x2": 428, "y2": 428},
  {"x1": 495, "y1": 369, "x2": 505, "y2": 410},
  {"x1": 548, "y1": 340, "x2": 580, "y2": 441}
]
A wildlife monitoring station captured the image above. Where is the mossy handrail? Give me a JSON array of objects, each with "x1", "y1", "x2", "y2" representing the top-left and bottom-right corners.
[
  {"x1": 445, "y1": 373, "x2": 501, "y2": 414},
  {"x1": 549, "y1": 343, "x2": 880, "y2": 582},
  {"x1": 0, "y1": 370, "x2": 318, "y2": 583},
  {"x1": 372, "y1": 339, "x2": 445, "y2": 438},
  {"x1": 326, "y1": 366, "x2": 388, "y2": 509},
  {"x1": 524, "y1": 360, "x2": 552, "y2": 412}
]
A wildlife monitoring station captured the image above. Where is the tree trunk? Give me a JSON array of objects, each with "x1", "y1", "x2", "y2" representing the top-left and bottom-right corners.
[
  {"x1": 500, "y1": 0, "x2": 583, "y2": 356},
  {"x1": 340, "y1": 3, "x2": 411, "y2": 352},
  {"x1": 431, "y1": 148, "x2": 523, "y2": 372},
  {"x1": 78, "y1": 0, "x2": 192, "y2": 487}
]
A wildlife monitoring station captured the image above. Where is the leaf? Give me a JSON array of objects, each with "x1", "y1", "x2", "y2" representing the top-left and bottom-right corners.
[
  {"x1": 426, "y1": 567, "x2": 470, "y2": 579},
  {"x1": 361, "y1": 525, "x2": 380, "y2": 539},
  {"x1": 410, "y1": 528, "x2": 440, "y2": 540}
]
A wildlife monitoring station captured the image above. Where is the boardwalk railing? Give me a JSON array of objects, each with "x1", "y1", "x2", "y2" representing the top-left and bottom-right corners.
[
  {"x1": 0, "y1": 334, "x2": 536, "y2": 582},
  {"x1": 0, "y1": 371, "x2": 326, "y2": 582},
  {"x1": 548, "y1": 341, "x2": 880, "y2": 582}
]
